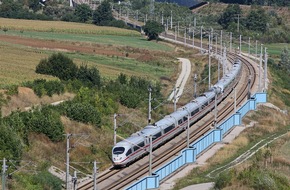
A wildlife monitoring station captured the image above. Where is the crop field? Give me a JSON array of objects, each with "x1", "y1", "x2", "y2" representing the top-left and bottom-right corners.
[
  {"x1": 0, "y1": 42, "x2": 57, "y2": 88},
  {"x1": 0, "y1": 41, "x2": 173, "y2": 87},
  {"x1": 0, "y1": 30, "x2": 173, "y2": 51},
  {"x1": 0, "y1": 18, "x2": 139, "y2": 36}
]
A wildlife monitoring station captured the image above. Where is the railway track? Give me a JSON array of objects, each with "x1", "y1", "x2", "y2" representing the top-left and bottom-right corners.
[{"x1": 77, "y1": 34, "x2": 257, "y2": 190}]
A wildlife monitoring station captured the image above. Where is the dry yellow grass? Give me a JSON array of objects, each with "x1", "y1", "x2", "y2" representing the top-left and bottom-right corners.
[
  {"x1": 0, "y1": 18, "x2": 139, "y2": 36},
  {"x1": 0, "y1": 42, "x2": 56, "y2": 87},
  {"x1": 1, "y1": 87, "x2": 75, "y2": 117}
]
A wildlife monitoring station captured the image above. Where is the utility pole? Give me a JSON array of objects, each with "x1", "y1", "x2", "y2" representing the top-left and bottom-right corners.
[
  {"x1": 248, "y1": 37, "x2": 251, "y2": 56},
  {"x1": 230, "y1": 32, "x2": 232, "y2": 52},
  {"x1": 220, "y1": 30, "x2": 223, "y2": 55},
  {"x1": 72, "y1": 171, "x2": 77, "y2": 190},
  {"x1": 214, "y1": 94, "x2": 217, "y2": 128},
  {"x1": 148, "y1": 135, "x2": 153, "y2": 176},
  {"x1": 194, "y1": 74, "x2": 197, "y2": 98},
  {"x1": 66, "y1": 134, "x2": 72, "y2": 190},
  {"x1": 113, "y1": 113, "x2": 118, "y2": 145},
  {"x1": 215, "y1": 34, "x2": 218, "y2": 54},
  {"x1": 175, "y1": 26, "x2": 177, "y2": 41},
  {"x1": 255, "y1": 40, "x2": 258, "y2": 58},
  {"x1": 2, "y1": 158, "x2": 6, "y2": 190},
  {"x1": 259, "y1": 44, "x2": 263, "y2": 92},
  {"x1": 93, "y1": 161, "x2": 98, "y2": 190},
  {"x1": 161, "y1": 11, "x2": 163, "y2": 25},
  {"x1": 177, "y1": 21, "x2": 179, "y2": 37},
  {"x1": 264, "y1": 47, "x2": 268, "y2": 92},
  {"x1": 184, "y1": 29, "x2": 186, "y2": 46},
  {"x1": 234, "y1": 88, "x2": 237, "y2": 112},
  {"x1": 148, "y1": 85, "x2": 152, "y2": 124},
  {"x1": 150, "y1": 0, "x2": 154, "y2": 19},
  {"x1": 200, "y1": 26, "x2": 203, "y2": 52},
  {"x1": 208, "y1": 33, "x2": 211, "y2": 90},
  {"x1": 248, "y1": 76, "x2": 251, "y2": 99},
  {"x1": 184, "y1": 108, "x2": 190, "y2": 148},
  {"x1": 170, "y1": 10, "x2": 172, "y2": 29},
  {"x1": 237, "y1": 14, "x2": 240, "y2": 33},
  {"x1": 192, "y1": 28, "x2": 194, "y2": 48},
  {"x1": 173, "y1": 87, "x2": 177, "y2": 111},
  {"x1": 239, "y1": 35, "x2": 242, "y2": 54},
  {"x1": 69, "y1": 0, "x2": 73, "y2": 7}
]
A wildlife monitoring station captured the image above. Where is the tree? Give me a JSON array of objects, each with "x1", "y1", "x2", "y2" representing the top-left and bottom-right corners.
[
  {"x1": 93, "y1": 1, "x2": 114, "y2": 26},
  {"x1": 143, "y1": 20, "x2": 164, "y2": 41},
  {"x1": 218, "y1": 4, "x2": 242, "y2": 30},
  {"x1": 280, "y1": 47, "x2": 290, "y2": 73},
  {"x1": 246, "y1": 7, "x2": 268, "y2": 33},
  {"x1": 74, "y1": 4, "x2": 92, "y2": 23},
  {"x1": 36, "y1": 53, "x2": 78, "y2": 81}
]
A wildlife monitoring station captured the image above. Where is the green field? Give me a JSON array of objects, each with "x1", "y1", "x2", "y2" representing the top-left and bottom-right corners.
[{"x1": 0, "y1": 30, "x2": 174, "y2": 52}]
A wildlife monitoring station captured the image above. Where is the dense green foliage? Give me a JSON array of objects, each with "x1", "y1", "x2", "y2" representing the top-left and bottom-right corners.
[
  {"x1": 12, "y1": 171, "x2": 62, "y2": 190},
  {"x1": 279, "y1": 47, "x2": 290, "y2": 73},
  {"x1": 36, "y1": 53, "x2": 101, "y2": 88},
  {"x1": 3, "y1": 106, "x2": 64, "y2": 143},
  {"x1": 63, "y1": 101, "x2": 102, "y2": 126},
  {"x1": 0, "y1": 0, "x2": 129, "y2": 29},
  {"x1": 75, "y1": 4, "x2": 92, "y2": 23},
  {"x1": 105, "y1": 73, "x2": 163, "y2": 109},
  {"x1": 93, "y1": 1, "x2": 114, "y2": 25},
  {"x1": 25, "y1": 79, "x2": 65, "y2": 97},
  {"x1": 36, "y1": 53, "x2": 78, "y2": 81},
  {"x1": 245, "y1": 7, "x2": 268, "y2": 33},
  {"x1": 218, "y1": 4, "x2": 242, "y2": 30},
  {"x1": 143, "y1": 20, "x2": 165, "y2": 40},
  {"x1": 216, "y1": 0, "x2": 289, "y2": 6},
  {"x1": 0, "y1": 123, "x2": 23, "y2": 160}
]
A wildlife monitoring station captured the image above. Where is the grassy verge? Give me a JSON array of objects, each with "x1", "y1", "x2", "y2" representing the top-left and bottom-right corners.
[{"x1": 173, "y1": 105, "x2": 290, "y2": 189}]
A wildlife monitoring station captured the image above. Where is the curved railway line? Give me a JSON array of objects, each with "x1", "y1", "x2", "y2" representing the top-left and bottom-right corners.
[{"x1": 77, "y1": 33, "x2": 258, "y2": 190}]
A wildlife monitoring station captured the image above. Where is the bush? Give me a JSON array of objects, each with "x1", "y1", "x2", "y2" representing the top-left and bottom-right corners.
[
  {"x1": 77, "y1": 64, "x2": 101, "y2": 88},
  {"x1": 25, "y1": 79, "x2": 64, "y2": 97},
  {"x1": 32, "y1": 171, "x2": 62, "y2": 190},
  {"x1": 0, "y1": 123, "x2": 23, "y2": 160},
  {"x1": 36, "y1": 53, "x2": 78, "y2": 81},
  {"x1": 64, "y1": 101, "x2": 101, "y2": 126}
]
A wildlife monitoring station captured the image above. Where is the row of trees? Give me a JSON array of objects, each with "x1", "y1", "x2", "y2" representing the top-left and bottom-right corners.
[
  {"x1": 0, "y1": 0, "x2": 129, "y2": 29},
  {"x1": 217, "y1": 0, "x2": 289, "y2": 6},
  {"x1": 218, "y1": 4, "x2": 270, "y2": 33}
]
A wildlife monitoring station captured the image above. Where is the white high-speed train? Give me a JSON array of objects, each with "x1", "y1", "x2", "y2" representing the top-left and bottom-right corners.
[{"x1": 112, "y1": 59, "x2": 242, "y2": 167}]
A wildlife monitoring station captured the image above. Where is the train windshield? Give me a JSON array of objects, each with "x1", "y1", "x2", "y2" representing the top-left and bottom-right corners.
[{"x1": 113, "y1": 147, "x2": 125, "y2": 154}]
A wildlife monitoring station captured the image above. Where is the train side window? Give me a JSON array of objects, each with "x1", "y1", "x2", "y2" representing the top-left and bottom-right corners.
[
  {"x1": 153, "y1": 132, "x2": 161, "y2": 140},
  {"x1": 164, "y1": 125, "x2": 174, "y2": 133},
  {"x1": 133, "y1": 146, "x2": 139, "y2": 151},
  {"x1": 126, "y1": 149, "x2": 132, "y2": 156},
  {"x1": 138, "y1": 142, "x2": 144, "y2": 148},
  {"x1": 178, "y1": 119, "x2": 182, "y2": 125},
  {"x1": 191, "y1": 109, "x2": 198, "y2": 116},
  {"x1": 183, "y1": 116, "x2": 188, "y2": 121}
]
